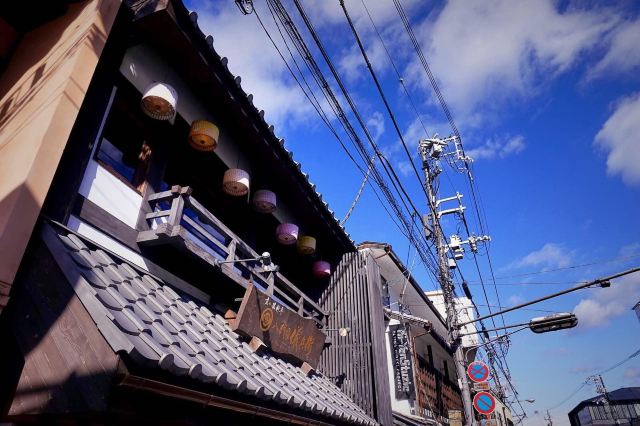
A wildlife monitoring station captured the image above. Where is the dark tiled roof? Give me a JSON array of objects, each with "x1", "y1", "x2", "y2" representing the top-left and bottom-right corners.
[
  {"x1": 42, "y1": 224, "x2": 376, "y2": 425},
  {"x1": 586, "y1": 387, "x2": 640, "y2": 403}
]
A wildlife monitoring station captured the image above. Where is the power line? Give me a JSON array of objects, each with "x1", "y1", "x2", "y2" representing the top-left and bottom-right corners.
[
  {"x1": 547, "y1": 383, "x2": 587, "y2": 411},
  {"x1": 548, "y1": 346, "x2": 640, "y2": 411},
  {"x1": 280, "y1": 0, "x2": 443, "y2": 281},
  {"x1": 255, "y1": 1, "x2": 442, "y2": 287},
  {"x1": 257, "y1": 1, "x2": 423, "y2": 262},
  {"x1": 341, "y1": 156, "x2": 375, "y2": 225},
  {"x1": 599, "y1": 347, "x2": 640, "y2": 375},
  {"x1": 468, "y1": 253, "x2": 640, "y2": 282},
  {"x1": 388, "y1": 0, "x2": 520, "y2": 409},
  {"x1": 338, "y1": 0, "x2": 428, "y2": 204},
  {"x1": 258, "y1": 0, "x2": 444, "y2": 285}
]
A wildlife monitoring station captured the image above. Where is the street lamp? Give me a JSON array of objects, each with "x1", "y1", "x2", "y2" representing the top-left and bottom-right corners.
[
  {"x1": 456, "y1": 267, "x2": 639, "y2": 330},
  {"x1": 215, "y1": 251, "x2": 279, "y2": 272},
  {"x1": 325, "y1": 327, "x2": 351, "y2": 337},
  {"x1": 529, "y1": 313, "x2": 578, "y2": 334},
  {"x1": 458, "y1": 312, "x2": 578, "y2": 337}
]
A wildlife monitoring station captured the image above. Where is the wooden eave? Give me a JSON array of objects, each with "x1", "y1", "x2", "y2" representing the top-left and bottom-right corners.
[{"x1": 123, "y1": 0, "x2": 355, "y2": 259}]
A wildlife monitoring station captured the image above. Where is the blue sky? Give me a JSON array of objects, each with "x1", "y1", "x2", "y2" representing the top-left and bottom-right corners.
[{"x1": 185, "y1": 0, "x2": 640, "y2": 424}]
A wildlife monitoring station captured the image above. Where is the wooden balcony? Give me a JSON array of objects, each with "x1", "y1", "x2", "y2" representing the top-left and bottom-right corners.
[{"x1": 137, "y1": 185, "x2": 327, "y2": 323}]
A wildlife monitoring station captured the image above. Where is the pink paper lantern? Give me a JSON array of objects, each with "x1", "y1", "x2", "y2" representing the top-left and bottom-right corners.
[
  {"x1": 223, "y1": 168, "x2": 250, "y2": 196},
  {"x1": 253, "y1": 190, "x2": 277, "y2": 213},
  {"x1": 312, "y1": 261, "x2": 331, "y2": 279},
  {"x1": 276, "y1": 223, "x2": 299, "y2": 245}
]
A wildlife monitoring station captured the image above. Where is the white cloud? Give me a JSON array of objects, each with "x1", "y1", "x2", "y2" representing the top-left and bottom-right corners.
[
  {"x1": 408, "y1": 0, "x2": 618, "y2": 118},
  {"x1": 625, "y1": 367, "x2": 640, "y2": 380},
  {"x1": 508, "y1": 294, "x2": 525, "y2": 305},
  {"x1": 307, "y1": 0, "x2": 420, "y2": 31},
  {"x1": 338, "y1": 39, "x2": 389, "y2": 83},
  {"x1": 366, "y1": 111, "x2": 386, "y2": 142},
  {"x1": 507, "y1": 243, "x2": 571, "y2": 270},
  {"x1": 588, "y1": 19, "x2": 640, "y2": 81},
  {"x1": 545, "y1": 347, "x2": 570, "y2": 357},
  {"x1": 573, "y1": 274, "x2": 640, "y2": 329},
  {"x1": 467, "y1": 135, "x2": 525, "y2": 161},
  {"x1": 594, "y1": 93, "x2": 640, "y2": 186},
  {"x1": 397, "y1": 160, "x2": 414, "y2": 177},
  {"x1": 569, "y1": 364, "x2": 599, "y2": 374},
  {"x1": 193, "y1": 2, "x2": 316, "y2": 131},
  {"x1": 619, "y1": 242, "x2": 640, "y2": 258}
]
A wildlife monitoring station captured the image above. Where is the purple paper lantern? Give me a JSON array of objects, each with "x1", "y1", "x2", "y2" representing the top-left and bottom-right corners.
[
  {"x1": 276, "y1": 223, "x2": 299, "y2": 245},
  {"x1": 312, "y1": 261, "x2": 331, "y2": 279}
]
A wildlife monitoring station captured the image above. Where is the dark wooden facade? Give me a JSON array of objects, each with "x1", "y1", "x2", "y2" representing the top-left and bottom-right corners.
[
  {"x1": 0, "y1": 237, "x2": 120, "y2": 418},
  {"x1": 415, "y1": 357, "x2": 464, "y2": 419},
  {"x1": 318, "y1": 252, "x2": 393, "y2": 425}
]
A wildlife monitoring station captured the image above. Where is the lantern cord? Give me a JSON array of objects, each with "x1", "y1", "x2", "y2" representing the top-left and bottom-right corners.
[{"x1": 341, "y1": 157, "x2": 375, "y2": 226}]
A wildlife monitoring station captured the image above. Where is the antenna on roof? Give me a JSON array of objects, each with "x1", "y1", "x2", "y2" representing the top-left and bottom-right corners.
[{"x1": 235, "y1": 0, "x2": 254, "y2": 15}]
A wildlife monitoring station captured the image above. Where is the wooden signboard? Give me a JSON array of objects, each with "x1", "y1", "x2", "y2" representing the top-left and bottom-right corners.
[
  {"x1": 388, "y1": 323, "x2": 415, "y2": 400},
  {"x1": 233, "y1": 284, "x2": 326, "y2": 368},
  {"x1": 448, "y1": 410, "x2": 463, "y2": 426},
  {"x1": 473, "y1": 382, "x2": 490, "y2": 392}
]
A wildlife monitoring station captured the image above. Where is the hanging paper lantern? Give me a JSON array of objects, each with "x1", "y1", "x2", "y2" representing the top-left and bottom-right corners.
[
  {"x1": 253, "y1": 190, "x2": 277, "y2": 213},
  {"x1": 223, "y1": 169, "x2": 250, "y2": 196},
  {"x1": 297, "y1": 236, "x2": 316, "y2": 255},
  {"x1": 276, "y1": 223, "x2": 298, "y2": 245},
  {"x1": 312, "y1": 261, "x2": 331, "y2": 279},
  {"x1": 188, "y1": 120, "x2": 219, "y2": 152},
  {"x1": 141, "y1": 82, "x2": 177, "y2": 120}
]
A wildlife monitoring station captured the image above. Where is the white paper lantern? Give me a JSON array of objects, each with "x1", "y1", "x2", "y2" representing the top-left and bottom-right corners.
[
  {"x1": 141, "y1": 82, "x2": 177, "y2": 120},
  {"x1": 223, "y1": 169, "x2": 250, "y2": 196}
]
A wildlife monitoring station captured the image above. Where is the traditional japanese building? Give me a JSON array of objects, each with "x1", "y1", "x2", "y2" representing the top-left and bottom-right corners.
[{"x1": 0, "y1": 0, "x2": 390, "y2": 423}]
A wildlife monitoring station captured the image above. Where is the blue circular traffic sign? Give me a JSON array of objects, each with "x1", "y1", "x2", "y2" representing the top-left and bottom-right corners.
[
  {"x1": 467, "y1": 361, "x2": 490, "y2": 383},
  {"x1": 473, "y1": 391, "x2": 496, "y2": 415}
]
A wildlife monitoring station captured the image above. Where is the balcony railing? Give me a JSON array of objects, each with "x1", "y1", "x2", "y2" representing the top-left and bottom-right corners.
[{"x1": 137, "y1": 185, "x2": 327, "y2": 324}]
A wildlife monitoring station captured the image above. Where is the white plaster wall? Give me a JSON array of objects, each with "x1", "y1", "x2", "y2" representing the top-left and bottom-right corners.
[
  {"x1": 67, "y1": 215, "x2": 147, "y2": 268},
  {"x1": 78, "y1": 157, "x2": 143, "y2": 228}
]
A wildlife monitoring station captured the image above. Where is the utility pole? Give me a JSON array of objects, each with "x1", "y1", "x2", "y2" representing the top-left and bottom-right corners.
[
  {"x1": 419, "y1": 138, "x2": 475, "y2": 425},
  {"x1": 587, "y1": 374, "x2": 617, "y2": 423},
  {"x1": 544, "y1": 410, "x2": 553, "y2": 426}
]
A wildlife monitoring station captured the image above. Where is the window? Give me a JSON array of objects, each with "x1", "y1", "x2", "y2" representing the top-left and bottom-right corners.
[
  {"x1": 577, "y1": 408, "x2": 592, "y2": 425},
  {"x1": 381, "y1": 278, "x2": 390, "y2": 308},
  {"x1": 95, "y1": 86, "x2": 153, "y2": 193}
]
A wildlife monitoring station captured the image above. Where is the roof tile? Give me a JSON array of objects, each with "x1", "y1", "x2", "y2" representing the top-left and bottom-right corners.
[{"x1": 44, "y1": 227, "x2": 377, "y2": 425}]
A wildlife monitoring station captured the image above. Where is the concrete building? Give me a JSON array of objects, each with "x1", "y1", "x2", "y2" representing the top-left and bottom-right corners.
[
  {"x1": 493, "y1": 396, "x2": 515, "y2": 426},
  {"x1": 424, "y1": 290, "x2": 479, "y2": 363},
  {"x1": 425, "y1": 291, "x2": 514, "y2": 426}
]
